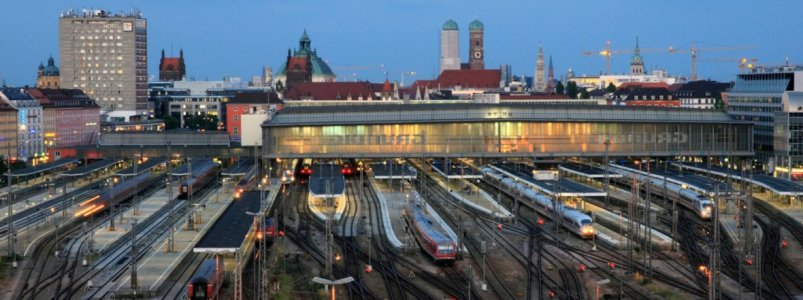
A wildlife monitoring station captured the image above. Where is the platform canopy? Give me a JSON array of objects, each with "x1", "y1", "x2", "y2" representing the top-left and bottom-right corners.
[
  {"x1": 194, "y1": 191, "x2": 261, "y2": 253},
  {"x1": 117, "y1": 157, "x2": 167, "y2": 176},
  {"x1": 10, "y1": 158, "x2": 77, "y2": 177},
  {"x1": 61, "y1": 158, "x2": 123, "y2": 177}
]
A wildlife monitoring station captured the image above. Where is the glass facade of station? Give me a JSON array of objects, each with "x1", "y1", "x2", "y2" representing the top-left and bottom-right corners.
[{"x1": 263, "y1": 121, "x2": 753, "y2": 158}]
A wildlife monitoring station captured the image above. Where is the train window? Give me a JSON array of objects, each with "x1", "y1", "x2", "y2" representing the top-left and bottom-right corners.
[{"x1": 581, "y1": 219, "x2": 592, "y2": 225}]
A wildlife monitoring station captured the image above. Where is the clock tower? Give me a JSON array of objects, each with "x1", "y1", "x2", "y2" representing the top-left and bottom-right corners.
[{"x1": 468, "y1": 19, "x2": 484, "y2": 70}]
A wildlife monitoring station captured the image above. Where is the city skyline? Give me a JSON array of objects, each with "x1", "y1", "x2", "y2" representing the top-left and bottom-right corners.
[{"x1": 1, "y1": 0, "x2": 801, "y2": 86}]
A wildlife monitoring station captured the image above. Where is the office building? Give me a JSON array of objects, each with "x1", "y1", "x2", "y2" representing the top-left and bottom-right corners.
[
  {"x1": 59, "y1": 9, "x2": 147, "y2": 121},
  {"x1": 726, "y1": 65, "x2": 803, "y2": 175}
]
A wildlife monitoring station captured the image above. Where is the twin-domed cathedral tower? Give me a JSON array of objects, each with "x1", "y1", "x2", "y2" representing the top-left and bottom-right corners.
[{"x1": 439, "y1": 19, "x2": 485, "y2": 73}]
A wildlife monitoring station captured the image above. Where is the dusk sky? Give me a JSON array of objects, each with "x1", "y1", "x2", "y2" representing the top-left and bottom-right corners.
[{"x1": 1, "y1": 0, "x2": 800, "y2": 86}]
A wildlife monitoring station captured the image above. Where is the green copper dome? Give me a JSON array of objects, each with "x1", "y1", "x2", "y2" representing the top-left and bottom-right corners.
[
  {"x1": 442, "y1": 19, "x2": 458, "y2": 31},
  {"x1": 469, "y1": 19, "x2": 484, "y2": 31}
]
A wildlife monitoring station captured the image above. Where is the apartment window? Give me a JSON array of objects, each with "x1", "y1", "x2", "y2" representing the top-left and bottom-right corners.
[{"x1": 233, "y1": 115, "x2": 238, "y2": 121}]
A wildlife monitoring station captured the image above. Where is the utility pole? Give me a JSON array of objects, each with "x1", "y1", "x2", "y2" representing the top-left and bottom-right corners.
[
  {"x1": 325, "y1": 163, "x2": 333, "y2": 279},
  {"x1": 133, "y1": 155, "x2": 139, "y2": 216},
  {"x1": 709, "y1": 186, "x2": 720, "y2": 300},
  {"x1": 167, "y1": 143, "x2": 175, "y2": 252},
  {"x1": 109, "y1": 177, "x2": 116, "y2": 231},
  {"x1": 6, "y1": 149, "x2": 16, "y2": 268},
  {"x1": 644, "y1": 160, "x2": 652, "y2": 281},
  {"x1": 130, "y1": 218, "x2": 138, "y2": 290},
  {"x1": 187, "y1": 158, "x2": 194, "y2": 231},
  {"x1": 626, "y1": 171, "x2": 637, "y2": 276},
  {"x1": 603, "y1": 138, "x2": 610, "y2": 205}
]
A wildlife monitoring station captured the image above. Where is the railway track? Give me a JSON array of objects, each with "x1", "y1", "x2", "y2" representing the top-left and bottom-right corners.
[
  {"x1": 754, "y1": 217, "x2": 803, "y2": 299},
  {"x1": 160, "y1": 253, "x2": 207, "y2": 300}
]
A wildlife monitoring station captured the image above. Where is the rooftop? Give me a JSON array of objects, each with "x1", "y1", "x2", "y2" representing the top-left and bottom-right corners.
[
  {"x1": 264, "y1": 102, "x2": 746, "y2": 127},
  {"x1": 229, "y1": 91, "x2": 283, "y2": 104}
]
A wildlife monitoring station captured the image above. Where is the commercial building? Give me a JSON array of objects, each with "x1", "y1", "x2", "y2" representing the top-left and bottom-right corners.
[
  {"x1": 226, "y1": 91, "x2": 283, "y2": 142},
  {"x1": 36, "y1": 56, "x2": 60, "y2": 89},
  {"x1": 725, "y1": 65, "x2": 803, "y2": 175},
  {"x1": 440, "y1": 19, "x2": 460, "y2": 73},
  {"x1": 262, "y1": 103, "x2": 752, "y2": 159},
  {"x1": 0, "y1": 88, "x2": 43, "y2": 161},
  {"x1": 27, "y1": 88, "x2": 100, "y2": 149},
  {"x1": 568, "y1": 69, "x2": 684, "y2": 90},
  {"x1": 59, "y1": 9, "x2": 148, "y2": 121}
]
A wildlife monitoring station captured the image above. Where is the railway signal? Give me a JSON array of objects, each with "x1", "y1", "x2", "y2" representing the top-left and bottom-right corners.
[
  {"x1": 578, "y1": 264, "x2": 586, "y2": 273},
  {"x1": 537, "y1": 217, "x2": 545, "y2": 226},
  {"x1": 781, "y1": 239, "x2": 788, "y2": 248},
  {"x1": 608, "y1": 262, "x2": 616, "y2": 269}
]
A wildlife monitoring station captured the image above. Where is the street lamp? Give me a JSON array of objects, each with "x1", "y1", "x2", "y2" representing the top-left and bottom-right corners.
[
  {"x1": 400, "y1": 71, "x2": 416, "y2": 88},
  {"x1": 312, "y1": 276, "x2": 354, "y2": 300}
]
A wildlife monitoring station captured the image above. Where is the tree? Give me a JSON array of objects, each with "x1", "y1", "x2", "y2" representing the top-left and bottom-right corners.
[
  {"x1": 183, "y1": 114, "x2": 219, "y2": 131},
  {"x1": 163, "y1": 115, "x2": 180, "y2": 130},
  {"x1": 566, "y1": 81, "x2": 579, "y2": 99},
  {"x1": 606, "y1": 82, "x2": 617, "y2": 93},
  {"x1": 580, "y1": 88, "x2": 591, "y2": 99},
  {"x1": 555, "y1": 81, "x2": 565, "y2": 95}
]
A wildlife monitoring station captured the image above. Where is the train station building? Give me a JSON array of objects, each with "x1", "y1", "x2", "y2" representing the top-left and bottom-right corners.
[{"x1": 261, "y1": 103, "x2": 754, "y2": 159}]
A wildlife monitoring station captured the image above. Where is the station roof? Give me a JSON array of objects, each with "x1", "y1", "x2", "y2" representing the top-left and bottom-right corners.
[
  {"x1": 371, "y1": 162, "x2": 417, "y2": 179},
  {"x1": 61, "y1": 158, "x2": 123, "y2": 177},
  {"x1": 672, "y1": 162, "x2": 803, "y2": 196},
  {"x1": 117, "y1": 157, "x2": 167, "y2": 176},
  {"x1": 309, "y1": 164, "x2": 345, "y2": 197},
  {"x1": 221, "y1": 160, "x2": 255, "y2": 176},
  {"x1": 10, "y1": 158, "x2": 77, "y2": 177},
  {"x1": 491, "y1": 163, "x2": 606, "y2": 197},
  {"x1": 194, "y1": 191, "x2": 260, "y2": 253},
  {"x1": 431, "y1": 159, "x2": 483, "y2": 179},
  {"x1": 264, "y1": 103, "x2": 749, "y2": 127},
  {"x1": 613, "y1": 163, "x2": 733, "y2": 195},
  {"x1": 560, "y1": 164, "x2": 623, "y2": 179}
]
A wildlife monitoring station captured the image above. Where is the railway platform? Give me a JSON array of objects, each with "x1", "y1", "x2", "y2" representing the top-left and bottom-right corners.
[
  {"x1": 368, "y1": 176, "x2": 408, "y2": 250},
  {"x1": 718, "y1": 207, "x2": 762, "y2": 252},
  {"x1": 111, "y1": 184, "x2": 235, "y2": 293},
  {"x1": 90, "y1": 188, "x2": 170, "y2": 254},
  {"x1": 0, "y1": 186, "x2": 80, "y2": 223},
  {"x1": 427, "y1": 167, "x2": 513, "y2": 220},
  {"x1": 586, "y1": 202, "x2": 673, "y2": 250}
]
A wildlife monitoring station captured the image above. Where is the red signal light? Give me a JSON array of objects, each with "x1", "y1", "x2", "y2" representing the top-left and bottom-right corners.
[
  {"x1": 497, "y1": 223, "x2": 503, "y2": 231},
  {"x1": 578, "y1": 264, "x2": 586, "y2": 272},
  {"x1": 548, "y1": 290, "x2": 556, "y2": 298},
  {"x1": 537, "y1": 218, "x2": 545, "y2": 226},
  {"x1": 608, "y1": 262, "x2": 616, "y2": 269},
  {"x1": 745, "y1": 258, "x2": 753, "y2": 266},
  {"x1": 781, "y1": 240, "x2": 788, "y2": 248}
]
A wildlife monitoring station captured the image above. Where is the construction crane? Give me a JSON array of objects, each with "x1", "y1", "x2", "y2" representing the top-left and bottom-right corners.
[
  {"x1": 582, "y1": 39, "x2": 664, "y2": 75},
  {"x1": 700, "y1": 57, "x2": 759, "y2": 73},
  {"x1": 668, "y1": 42, "x2": 757, "y2": 80}
]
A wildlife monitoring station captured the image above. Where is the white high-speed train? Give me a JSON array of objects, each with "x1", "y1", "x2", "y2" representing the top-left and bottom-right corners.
[
  {"x1": 483, "y1": 167, "x2": 595, "y2": 238},
  {"x1": 607, "y1": 165, "x2": 713, "y2": 219}
]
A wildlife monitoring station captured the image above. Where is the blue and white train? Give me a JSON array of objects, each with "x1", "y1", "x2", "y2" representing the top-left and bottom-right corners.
[
  {"x1": 483, "y1": 167, "x2": 595, "y2": 238},
  {"x1": 607, "y1": 165, "x2": 713, "y2": 219}
]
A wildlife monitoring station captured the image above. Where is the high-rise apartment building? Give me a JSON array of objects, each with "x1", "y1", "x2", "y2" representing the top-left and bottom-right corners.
[
  {"x1": 440, "y1": 19, "x2": 460, "y2": 74},
  {"x1": 59, "y1": 9, "x2": 147, "y2": 121}
]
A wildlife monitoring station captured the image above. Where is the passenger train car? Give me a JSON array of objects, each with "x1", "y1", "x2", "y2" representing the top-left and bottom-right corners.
[
  {"x1": 74, "y1": 173, "x2": 162, "y2": 217},
  {"x1": 483, "y1": 167, "x2": 595, "y2": 238},
  {"x1": 187, "y1": 257, "x2": 224, "y2": 300},
  {"x1": 179, "y1": 160, "x2": 219, "y2": 199},
  {"x1": 404, "y1": 203, "x2": 457, "y2": 264},
  {"x1": 607, "y1": 165, "x2": 713, "y2": 219}
]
